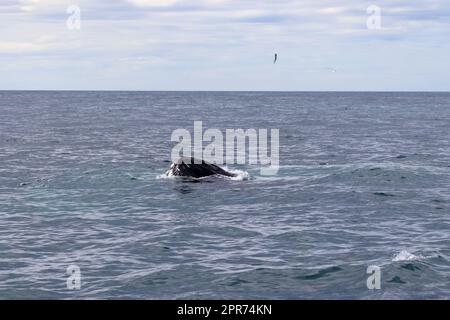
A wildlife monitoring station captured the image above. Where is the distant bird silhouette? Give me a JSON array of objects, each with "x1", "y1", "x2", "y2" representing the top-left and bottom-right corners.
[{"x1": 274, "y1": 53, "x2": 278, "y2": 64}]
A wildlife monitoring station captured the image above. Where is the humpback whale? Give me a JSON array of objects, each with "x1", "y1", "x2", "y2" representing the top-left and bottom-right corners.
[{"x1": 165, "y1": 157, "x2": 237, "y2": 179}]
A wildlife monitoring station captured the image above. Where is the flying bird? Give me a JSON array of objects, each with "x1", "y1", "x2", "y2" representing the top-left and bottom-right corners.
[{"x1": 274, "y1": 53, "x2": 278, "y2": 64}]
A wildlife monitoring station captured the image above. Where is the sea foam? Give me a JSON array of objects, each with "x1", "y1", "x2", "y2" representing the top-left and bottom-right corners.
[{"x1": 392, "y1": 250, "x2": 423, "y2": 262}]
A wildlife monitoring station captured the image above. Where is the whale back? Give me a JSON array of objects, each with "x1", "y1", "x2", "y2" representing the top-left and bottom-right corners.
[{"x1": 166, "y1": 157, "x2": 237, "y2": 178}]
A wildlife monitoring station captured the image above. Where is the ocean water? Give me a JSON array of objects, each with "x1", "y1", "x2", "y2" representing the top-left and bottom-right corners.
[{"x1": 0, "y1": 91, "x2": 449, "y2": 299}]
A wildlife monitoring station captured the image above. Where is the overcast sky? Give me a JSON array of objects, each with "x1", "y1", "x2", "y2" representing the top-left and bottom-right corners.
[{"x1": 1, "y1": 0, "x2": 449, "y2": 91}]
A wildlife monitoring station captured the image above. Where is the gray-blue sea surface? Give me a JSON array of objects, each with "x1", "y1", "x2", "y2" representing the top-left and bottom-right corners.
[{"x1": 0, "y1": 91, "x2": 449, "y2": 299}]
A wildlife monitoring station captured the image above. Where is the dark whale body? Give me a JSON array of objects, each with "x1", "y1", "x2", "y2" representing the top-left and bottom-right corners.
[{"x1": 166, "y1": 157, "x2": 237, "y2": 179}]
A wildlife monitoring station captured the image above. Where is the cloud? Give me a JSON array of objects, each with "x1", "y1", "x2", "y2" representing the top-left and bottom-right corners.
[
  {"x1": 18, "y1": 0, "x2": 71, "y2": 12},
  {"x1": 0, "y1": 37, "x2": 54, "y2": 53},
  {"x1": 126, "y1": 0, "x2": 178, "y2": 6}
]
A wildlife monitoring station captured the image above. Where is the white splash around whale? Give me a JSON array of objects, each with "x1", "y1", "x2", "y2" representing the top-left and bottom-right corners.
[{"x1": 157, "y1": 167, "x2": 249, "y2": 181}]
